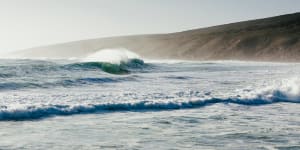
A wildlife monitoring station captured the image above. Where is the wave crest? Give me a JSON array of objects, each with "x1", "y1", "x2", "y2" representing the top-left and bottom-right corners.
[{"x1": 246, "y1": 78, "x2": 300, "y2": 102}]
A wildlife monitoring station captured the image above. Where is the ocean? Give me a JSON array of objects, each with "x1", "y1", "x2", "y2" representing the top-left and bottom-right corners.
[{"x1": 0, "y1": 50, "x2": 300, "y2": 149}]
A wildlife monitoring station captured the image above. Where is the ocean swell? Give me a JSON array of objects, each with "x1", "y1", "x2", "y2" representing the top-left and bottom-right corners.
[{"x1": 0, "y1": 77, "x2": 138, "y2": 91}]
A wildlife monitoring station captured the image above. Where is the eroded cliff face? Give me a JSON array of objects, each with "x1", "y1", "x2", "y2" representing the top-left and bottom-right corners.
[{"x1": 15, "y1": 12, "x2": 300, "y2": 62}]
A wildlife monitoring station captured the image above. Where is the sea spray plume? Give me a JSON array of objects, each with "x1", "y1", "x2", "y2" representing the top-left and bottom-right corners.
[{"x1": 82, "y1": 48, "x2": 141, "y2": 64}]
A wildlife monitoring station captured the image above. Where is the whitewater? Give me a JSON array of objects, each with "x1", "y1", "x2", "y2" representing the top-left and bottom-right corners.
[{"x1": 0, "y1": 49, "x2": 300, "y2": 149}]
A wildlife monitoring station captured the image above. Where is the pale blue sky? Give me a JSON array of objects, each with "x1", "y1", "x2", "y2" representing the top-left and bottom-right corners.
[{"x1": 0, "y1": 0, "x2": 299, "y2": 52}]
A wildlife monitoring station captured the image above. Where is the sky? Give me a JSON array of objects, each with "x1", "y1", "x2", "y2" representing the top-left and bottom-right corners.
[{"x1": 0, "y1": 0, "x2": 299, "y2": 53}]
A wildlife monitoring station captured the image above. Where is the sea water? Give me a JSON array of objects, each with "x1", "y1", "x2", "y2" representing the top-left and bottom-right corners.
[{"x1": 0, "y1": 50, "x2": 300, "y2": 149}]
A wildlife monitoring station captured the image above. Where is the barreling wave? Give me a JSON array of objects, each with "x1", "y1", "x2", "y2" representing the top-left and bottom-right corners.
[{"x1": 1, "y1": 83, "x2": 300, "y2": 121}]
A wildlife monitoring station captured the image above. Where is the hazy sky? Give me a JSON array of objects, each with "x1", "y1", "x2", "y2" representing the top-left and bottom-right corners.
[{"x1": 0, "y1": 0, "x2": 299, "y2": 53}]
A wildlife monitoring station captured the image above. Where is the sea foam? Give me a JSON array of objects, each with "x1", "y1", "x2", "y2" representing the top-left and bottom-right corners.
[{"x1": 1, "y1": 78, "x2": 300, "y2": 121}]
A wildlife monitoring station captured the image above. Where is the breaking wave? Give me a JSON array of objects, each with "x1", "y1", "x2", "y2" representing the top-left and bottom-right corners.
[
  {"x1": 1, "y1": 79, "x2": 300, "y2": 121},
  {"x1": 0, "y1": 48, "x2": 147, "y2": 76},
  {"x1": 0, "y1": 49, "x2": 148, "y2": 91},
  {"x1": 67, "y1": 48, "x2": 146, "y2": 74}
]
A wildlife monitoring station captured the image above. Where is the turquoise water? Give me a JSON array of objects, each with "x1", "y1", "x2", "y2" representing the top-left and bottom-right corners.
[{"x1": 0, "y1": 58, "x2": 300, "y2": 149}]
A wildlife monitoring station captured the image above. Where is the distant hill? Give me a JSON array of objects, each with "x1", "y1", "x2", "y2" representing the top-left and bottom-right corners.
[{"x1": 15, "y1": 12, "x2": 300, "y2": 62}]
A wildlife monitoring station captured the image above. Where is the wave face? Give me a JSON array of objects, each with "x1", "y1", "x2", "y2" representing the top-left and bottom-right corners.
[
  {"x1": 67, "y1": 58, "x2": 145, "y2": 75},
  {"x1": 1, "y1": 56, "x2": 300, "y2": 121}
]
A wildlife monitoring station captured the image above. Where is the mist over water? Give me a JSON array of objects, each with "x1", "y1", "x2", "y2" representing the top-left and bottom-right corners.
[{"x1": 0, "y1": 48, "x2": 300, "y2": 149}]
